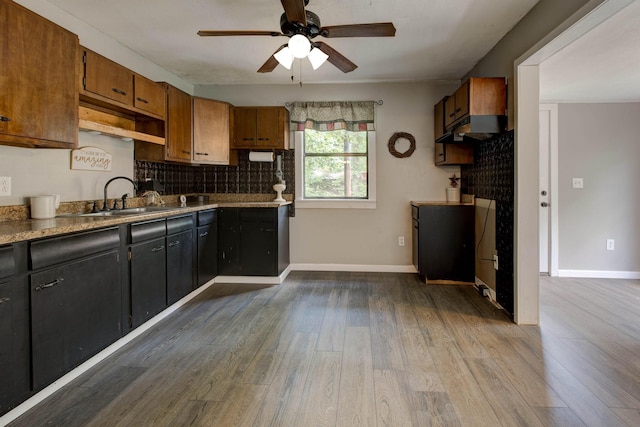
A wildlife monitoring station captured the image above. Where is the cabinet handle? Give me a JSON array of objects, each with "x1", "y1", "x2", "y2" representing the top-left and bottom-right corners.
[
  {"x1": 199, "y1": 232, "x2": 208, "y2": 237},
  {"x1": 152, "y1": 245, "x2": 165, "y2": 252},
  {"x1": 168, "y1": 240, "x2": 180, "y2": 247},
  {"x1": 257, "y1": 138, "x2": 269, "y2": 141},
  {"x1": 181, "y1": 150, "x2": 191, "y2": 155},
  {"x1": 438, "y1": 153, "x2": 444, "y2": 157},
  {"x1": 242, "y1": 138, "x2": 254, "y2": 141},
  {"x1": 0, "y1": 116, "x2": 10, "y2": 122},
  {"x1": 195, "y1": 152, "x2": 209, "y2": 156},
  {"x1": 455, "y1": 108, "x2": 462, "y2": 113},
  {"x1": 0, "y1": 297, "x2": 10, "y2": 304},
  {"x1": 136, "y1": 97, "x2": 149, "y2": 104},
  {"x1": 35, "y1": 278, "x2": 64, "y2": 291},
  {"x1": 112, "y1": 88, "x2": 127, "y2": 96}
]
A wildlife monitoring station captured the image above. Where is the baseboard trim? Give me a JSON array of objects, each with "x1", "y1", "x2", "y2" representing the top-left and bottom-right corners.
[
  {"x1": 289, "y1": 263, "x2": 417, "y2": 273},
  {"x1": 0, "y1": 278, "x2": 218, "y2": 426},
  {"x1": 214, "y1": 265, "x2": 292, "y2": 285},
  {"x1": 557, "y1": 269, "x2": 640, "y2": 279}
]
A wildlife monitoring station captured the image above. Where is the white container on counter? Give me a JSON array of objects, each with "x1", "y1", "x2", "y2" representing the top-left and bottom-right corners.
[
  {"x1": 446, "y1": 187, "x2": 460, "y2": 203},
  {"x1": 30, "y1": 194, "x2": 60, "y2": 219}
]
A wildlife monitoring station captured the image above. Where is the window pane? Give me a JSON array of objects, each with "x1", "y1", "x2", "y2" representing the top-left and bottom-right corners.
[
  {"x1": 304, "y1": 155, "x2": 368, "y2": 198},
  {"x1": 305, "y1": 129, "x2": 367, "y2": 154}
]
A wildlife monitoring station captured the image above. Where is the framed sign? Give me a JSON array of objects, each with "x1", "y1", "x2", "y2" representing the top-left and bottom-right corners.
[{"x1": 71, "y1": 146, "x2": 113, "y2": 171}]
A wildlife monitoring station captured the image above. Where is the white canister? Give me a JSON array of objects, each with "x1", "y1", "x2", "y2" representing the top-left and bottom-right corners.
[
  {"x1": 446, "y1": 187, "x2": 460, "y2": 203},
  {"x1": 30, "y1": 194, "x2": 61, "y2": 219}
]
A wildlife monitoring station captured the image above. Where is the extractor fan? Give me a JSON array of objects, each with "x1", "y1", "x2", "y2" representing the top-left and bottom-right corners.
[{"x1": 197, "y1": 0, "x2": 396, "y2": 73}]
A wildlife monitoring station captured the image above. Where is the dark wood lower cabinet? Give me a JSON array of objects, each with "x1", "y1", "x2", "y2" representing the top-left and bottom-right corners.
[
  {"x1": 130, "y1": 237, "x2": 167, "y2": 328},
  {"x1": 0, "y1": 243, "x2": 29, "y2": 414},
  {"x1": 167, "y1": 229, "x2": 193, "y2": 305},
  {"x1": 30, "y1": 249, "x2": 121, "y2": 390},
  {"x1": 218, "y1": 206, "x2": 289, "y2": 276},
  {"x1": 197, "y1": 209, "x2": 218, "y2": 287},
  {"x1": 412, "y1": 204, "x2": 474, "y2": 282}
]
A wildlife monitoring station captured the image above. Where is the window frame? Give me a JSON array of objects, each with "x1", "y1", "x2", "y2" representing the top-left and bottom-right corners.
[{"x1": 294, "y1": 130, "x2": 377, "y2": 209}]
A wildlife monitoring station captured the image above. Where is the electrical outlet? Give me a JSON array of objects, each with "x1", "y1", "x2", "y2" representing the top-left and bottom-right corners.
[
  {"x1": 606, "y1": 239, "x2": 615, "y2": 251},
  {"x1": 493, "y1": 254, "x2": 499, "y2": 270},
  {"x1": 0, "y1": 176, "x2": 11, "y2": 196},
  {"x1": 398, "y1": 236, "x2": 405, "y2": 247},
  {"x1": 572, "y1": 177, "x2": 584, "y2": 189}
]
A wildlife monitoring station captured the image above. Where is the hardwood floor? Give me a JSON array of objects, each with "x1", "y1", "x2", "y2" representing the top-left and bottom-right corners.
[{"x1": 8, "y1": 273, "x2": 640, "y2": 426}]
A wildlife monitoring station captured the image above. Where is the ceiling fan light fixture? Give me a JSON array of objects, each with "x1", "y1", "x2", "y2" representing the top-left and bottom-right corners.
[
  {"x1": 288, "y1": 34, "x2": 311, "y2": 58},
  {"x1": 308, "y1": 47, "x2": 329, "y2": 70},
  {"x1": 274, "y1": 46, "x2": 294, "y2": 69}
]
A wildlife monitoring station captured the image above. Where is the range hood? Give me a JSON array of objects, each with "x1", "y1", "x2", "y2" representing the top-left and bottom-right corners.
[{"x1": 445, "y1": 115, "x2": 507, "y2": 141}]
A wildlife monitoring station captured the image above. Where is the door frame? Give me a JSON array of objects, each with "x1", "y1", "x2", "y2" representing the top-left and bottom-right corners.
[{"x1": 539, "y1": 104, "x2": 559, "y2": 276}]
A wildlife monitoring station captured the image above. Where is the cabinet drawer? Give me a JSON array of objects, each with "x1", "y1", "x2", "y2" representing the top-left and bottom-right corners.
[
  {"x1": 167, "y1": 214, "x2": 193, "y2": 235},
  {"x1": 0, "y1": 245, "x2": 15, "y2": 280},
  {"x1": 130, "y1": 219, "x2": 166, "y2": 243},
  {"x1": 197, "y1": 209, "x2": 217, "y2": 226},
  {"x1": 30, "y1": 227, "x2": 120, "y2": 270}
]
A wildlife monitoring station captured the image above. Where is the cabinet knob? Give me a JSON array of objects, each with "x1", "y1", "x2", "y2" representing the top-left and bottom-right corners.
[{"x1": 0, "y1": 116, "x2": 10, "y2": 122}]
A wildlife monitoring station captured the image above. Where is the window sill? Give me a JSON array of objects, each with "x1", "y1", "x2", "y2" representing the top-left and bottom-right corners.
[{"x1": 295, "y1": 199, "x2": 377, "y2": 209}]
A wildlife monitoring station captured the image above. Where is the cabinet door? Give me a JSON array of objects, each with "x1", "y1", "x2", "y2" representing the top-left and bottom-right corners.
[
  {"x1": 434, "y1": 98, "x2": 446, "y2": 140},
  {"x1": 83, "y1": 49, "x2": 134, "y2": 106},
  {"x1": 130, "y1": 237, "x2": 167, "y2": 328},
  {"x1": 218, "y1": 208, "x2": 240, "y2": 275},
  {"x1": 167, "y1": 229, "x2": 193, "y2": 305},
  {"x1": 239, "y1": 209, "x2": 277, "y2": 276},
  {"x1": 434, "y1": 142, "x2": 473, "y2": 166},
  {"x1": 197, "y1": 224, "x2": 218, "y2": 287},
  {"x1": 255, "y1": 107, "x2": 283, "y2": 149},
  {"x1": 0, "y1": 0, "x2": 78, "y2": 148},
  {"x1": 444, "y1": 96, "x2": 457, "y2": 129},
  {"x1": 165, "y1": 84, "x2": 192, "y2": 162},
  {"x1": 193, "y1": 97, "x2": 231, "y2": 164},
  {"x1": 233, "y1": 107, "x2": 257, "y2": 148},
  {"x1": 31, "y1": 250, "x2": 121, "y2": 390},
  {"x1": 453, "y1": 80, "x2": 470, "y2": 120},
  {"x1": 134, "y1": 74, "x2": 166, "y2": 118}
]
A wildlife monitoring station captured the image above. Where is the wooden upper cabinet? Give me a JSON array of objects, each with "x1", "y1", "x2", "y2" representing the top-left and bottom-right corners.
[
  {"x1": 80, "y1": 47, "x2": 166, "y2": 120},
  {"x1": 0, "y1": 0, "x2": 79, "y2": 148},
  {"x1": 134, "y1": 74, "x2": 166, "y2": 119},
  {"x1": 192, "y1": 97, "x2": 231, "y2": 165},
  {"x1": 164, "y1": 84, "x2": 192, "y2": 163},
  {"x1": 82, "y1": 49, "x2": 134, "y2": 106},
  {"x1": 233, "y1": 106, "x2": 289, "y2": 150},
  {"x1": 434, "y1": 97, "x2": 447, "y2": 140},
  {"x1": 444, "y1": 77, "x2": 506, "y2": 130}
]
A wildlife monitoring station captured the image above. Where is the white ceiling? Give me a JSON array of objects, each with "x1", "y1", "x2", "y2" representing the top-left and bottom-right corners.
[
  {"x1": 540, "y1": 0, "x2": 640, "y2": 103},
  {"x1": 46, "y1": 0, "x2": 540, "y2": 85}
]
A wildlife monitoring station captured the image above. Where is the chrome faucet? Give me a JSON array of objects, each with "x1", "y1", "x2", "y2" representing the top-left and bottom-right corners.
[{"x1": 103, "y1": 176, "x2": 137, "y2": 211}]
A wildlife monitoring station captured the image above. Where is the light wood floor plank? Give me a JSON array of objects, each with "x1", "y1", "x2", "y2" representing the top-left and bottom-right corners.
[{"x1": 297, "y1": 351, "x2": 342, "y2": 427}]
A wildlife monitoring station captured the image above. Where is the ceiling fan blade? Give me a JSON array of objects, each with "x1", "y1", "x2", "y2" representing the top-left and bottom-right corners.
[
  {"x1": 314, "y1": 42, "x2": 357, "y2": 73},
  {"x1": 257, "y1": 44, "x2": 288, "y2": 73},
  {"x1": 280, "y1": 0, "x2": 307, "y2": 26},
  {"x1": 198, "y1": 30, "x2": 283, "y2": 37},
  {"x1": 321, "y1": 23, "x2": 396, "y2": 38}
]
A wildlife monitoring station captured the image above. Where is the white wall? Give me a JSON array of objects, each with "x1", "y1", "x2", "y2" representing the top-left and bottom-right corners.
[
  {"x1": 558, "y1": 103, "x2": 640, "y2": 274},
  {"x1": 0, "y1": 133, "x2": 135, "y2": 206},
  {"x1": 196, "y1": 82, "x2": 459, "y2": 268}
]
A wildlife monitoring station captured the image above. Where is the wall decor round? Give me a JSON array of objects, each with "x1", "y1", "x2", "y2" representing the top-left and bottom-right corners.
[{"x1": 388, "y1": 132, "x2": 416, "y2": 158}]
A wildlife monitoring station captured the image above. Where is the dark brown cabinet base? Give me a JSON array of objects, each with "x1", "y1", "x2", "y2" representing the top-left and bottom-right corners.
[{"x1": 412, "y1": 204, "x2": 474, "y2": 283}]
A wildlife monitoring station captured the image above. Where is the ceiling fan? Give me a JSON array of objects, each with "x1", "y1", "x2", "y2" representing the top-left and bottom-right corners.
[{"x1": 197, "y1": 0, "x2": 396, "y2": 73}]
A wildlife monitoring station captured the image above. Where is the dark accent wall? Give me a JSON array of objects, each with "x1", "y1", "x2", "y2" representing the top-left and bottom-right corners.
[
  {"x1": 135, "y1": 150, "x2": 295, "y2": 196},
  {"x1": 461, "y1": 131, "x2": 514, "y2": 317}
]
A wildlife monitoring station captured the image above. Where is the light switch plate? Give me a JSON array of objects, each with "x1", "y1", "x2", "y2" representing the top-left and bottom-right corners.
[
  {"x1": 572, "y1": 178, "x2": 584, "y2": 189},
  {"x1": 0, "y1": 176, "x2": 11, "y2": 196}
]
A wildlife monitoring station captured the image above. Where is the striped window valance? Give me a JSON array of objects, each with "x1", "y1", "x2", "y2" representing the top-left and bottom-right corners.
[{"x1": 289, "y1": 101, "x2": 375, "y2": 132}]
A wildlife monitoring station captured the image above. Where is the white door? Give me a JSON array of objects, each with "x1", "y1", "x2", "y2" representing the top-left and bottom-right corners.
[{"x1": 539, "y1": 109, "x2": 551, "y2": 274}]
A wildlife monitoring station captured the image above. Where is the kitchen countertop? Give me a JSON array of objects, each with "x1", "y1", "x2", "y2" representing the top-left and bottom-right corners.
[{"x1": 0, "y1": 201, "x2": 292, "y2": 245}]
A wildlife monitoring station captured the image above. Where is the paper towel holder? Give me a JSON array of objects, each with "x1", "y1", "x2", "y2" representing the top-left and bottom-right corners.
[{"x1": 249, "y1": 151, "x2": 274, "y2": 162}]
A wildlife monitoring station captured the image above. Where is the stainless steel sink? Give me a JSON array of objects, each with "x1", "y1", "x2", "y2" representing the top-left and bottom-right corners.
[{"x1": 58, "y1": 206, "x2": 177, "y2": 218}]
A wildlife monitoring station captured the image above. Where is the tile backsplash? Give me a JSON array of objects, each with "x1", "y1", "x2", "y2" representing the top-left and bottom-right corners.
[{"x1": 135, "y1": 150, "x2": 295, "y2": 196}]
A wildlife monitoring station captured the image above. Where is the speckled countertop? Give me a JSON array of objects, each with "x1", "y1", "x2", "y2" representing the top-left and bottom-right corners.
[
  {"x1": 411, "y1": 194, "x2": 475, "y2": 207},
  {"x1": 0, "y1": 198, "x2": 292, "y2": 245}
]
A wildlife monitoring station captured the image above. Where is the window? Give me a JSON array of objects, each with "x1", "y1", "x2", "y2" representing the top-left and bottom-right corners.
[
  {"x1": 295, "y1": 130, "x2": 376, "y2": 208},
  {"x1": 290, "y1": 100, "x2": 377, "y2": 208}
]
